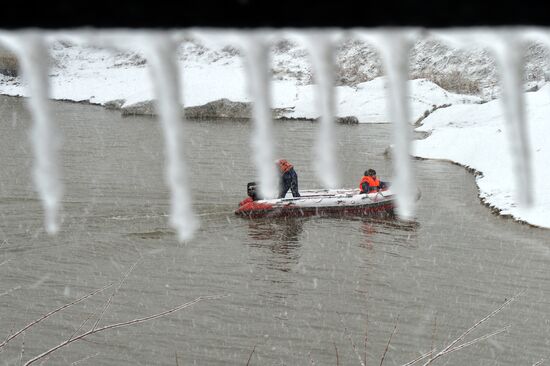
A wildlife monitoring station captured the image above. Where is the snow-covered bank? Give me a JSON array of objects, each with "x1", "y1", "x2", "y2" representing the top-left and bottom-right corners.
[
  {"x1": 0, "y1": 42, "x2": 482, "y2": 122},
  {"x1": 413, "y1": 85, "x2": 550, "y2": 228},
  {"x1": 1, "y1": 40, "x2": 550, "y2": 228}
]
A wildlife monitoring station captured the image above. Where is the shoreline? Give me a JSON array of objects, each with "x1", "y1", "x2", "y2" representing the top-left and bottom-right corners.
[
  {"x1": 413, "y1": 155, "x2": 546, "y2": 230},
  {"x1": 1, "y1": 93, "x2": 363, "y2": 123},
  {"x1": 3, "y1": 92, "x2": 543, "y2": 230},
  {"x1": 412, "y1": 85, "x2": 550, "y2": 231}
]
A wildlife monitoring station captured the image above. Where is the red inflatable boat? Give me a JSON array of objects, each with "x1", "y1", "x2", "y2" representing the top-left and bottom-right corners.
[{"x1": 235, "y1": 188, "x2": 395, "y2": 218}]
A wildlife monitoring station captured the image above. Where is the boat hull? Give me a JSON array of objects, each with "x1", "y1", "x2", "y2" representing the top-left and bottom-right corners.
[{"x1": 235, "y1": 188, "x2": 395, "y2": 219}]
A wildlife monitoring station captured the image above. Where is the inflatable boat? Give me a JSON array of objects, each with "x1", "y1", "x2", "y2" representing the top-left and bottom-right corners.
[{"x1": 235, "y1": 188, "x2": 395, "y2": 218}]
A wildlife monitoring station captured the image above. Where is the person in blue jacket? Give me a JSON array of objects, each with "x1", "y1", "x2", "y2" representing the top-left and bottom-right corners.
[{"x1": 276, "y1": 159, "x2": 300, "y2": 198}]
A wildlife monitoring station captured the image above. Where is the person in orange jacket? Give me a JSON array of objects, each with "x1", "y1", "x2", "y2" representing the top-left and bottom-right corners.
[
  {"x1": 359, "y1": 169, "x2": 388, "y2": 194},
  {"x1": 276, "y1": 159, "x2": 300, "y2": 198}
]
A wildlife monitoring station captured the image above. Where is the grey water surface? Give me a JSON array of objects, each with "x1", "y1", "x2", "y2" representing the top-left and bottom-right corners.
[{"x1": 0, "y1": 95, "x2": 549, "y2": 365}]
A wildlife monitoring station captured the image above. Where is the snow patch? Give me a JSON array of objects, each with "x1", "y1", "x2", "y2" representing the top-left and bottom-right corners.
[{"x1": 413, "y1": 85, "x2": 550, "y2": 228}]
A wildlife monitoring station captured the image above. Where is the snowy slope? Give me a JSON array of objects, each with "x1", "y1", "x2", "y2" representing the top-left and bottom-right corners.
[
  {"x1": 413, "y1": 85, "x2": 550, "y2": 228},
  {"x1": 0, "y1": 40, "x2": 483, "y2": 122}
]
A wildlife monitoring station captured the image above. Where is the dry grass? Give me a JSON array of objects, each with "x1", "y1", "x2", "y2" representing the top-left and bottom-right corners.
[
  {"x1": 411, "y1": 70, "x2": 482, "y2": 95},
  {"x1": 272, "y1": 39, "x2": 296, "y2": 54},
  {"x1": 0, "y1": 48, "x2": 19, "y2": 76},
  {"x1": 334, "y1": 62, "x2": 382, "y2": 86}
]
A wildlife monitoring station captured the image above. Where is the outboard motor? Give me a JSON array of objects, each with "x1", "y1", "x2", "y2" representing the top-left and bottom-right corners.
[{"x1": 247, "y1": 182, "x2": 260, "y2": 201}]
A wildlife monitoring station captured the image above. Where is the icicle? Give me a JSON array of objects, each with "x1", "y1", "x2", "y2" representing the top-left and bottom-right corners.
[
  {"x1": 431, "y1": 28, "x2": 534, "y2": 207},
  {"x1": 305, "y1": 33, "x2": 338, "y2": 189},
  {"x1": 241, "y1": 34, "x2": 278, "y2": 199},
  {"x1": 491, "y1": 34, "x2": 533, "y2": 207},
  {"x1": 0, "y1": 32, "x2": 63, "y2": 234},
  {"x1": 355, "y1": 29, "x2": 417, "y2": 220},
  {"x1": 380, "y1": 33, "x2": 416, "y2": 220},
  {"x1": 143, "y1": 33, "x2": 198, "y2": 242}
]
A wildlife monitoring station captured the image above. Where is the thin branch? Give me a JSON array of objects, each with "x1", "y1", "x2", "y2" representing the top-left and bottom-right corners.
[
  {"x1": 532, "y1": 359, "x2": 544, "y2": 366},
  {"x1": 246, "y1": 344, "x2": 256, "y2": 366},
  {"x1": 422, "y1": 291, "x2": 523, "y2": 366},
  {"x1": 364, "y1": 314, "x2": 368, "y2": 366},
  {"x1": 400, "y1": 328, "x2": 507, "y2": 366},
  {"x1": 71, "y1": 260, "x2": 141, "y2": 342},
  {"x1": 442, "y1": 326, "x2": 509, "y2": 356},
  {"x1": 175, "y1": 351, "x2": 179, "y2": 366},
  {"x1": 68, "y1": 306, "x2": 100, "y2": 342},
  {"x1": 23, "y1": 295, "x2": 226, "y2": 366},
  {"x1": 338, "y1": 314, "x2": 365, "y2": 366},
  {"x1": 19, "y1": 331, "x2": 25, "y2": 366},
  {"x1": 430, "y1": 315, "x2": 437, "y2": 362},
  {"x1": 334, "y1": 341, "x2": 339, "y2": 366},
  {"x1": 92, "y1": 260, "x2": 139, "y2": 331},
  {"x1": 400, "y1": 349, "x2": 435, "y2": 366},
  {"x1": 71, "y1": 352, "x2": 100, "y2": 365},
  {"x1": 380, "y1": 315, "x2": 399, "y2": 366},
  {"x1": 0, "y1": 283, "x2": 114, "y2": 350}
]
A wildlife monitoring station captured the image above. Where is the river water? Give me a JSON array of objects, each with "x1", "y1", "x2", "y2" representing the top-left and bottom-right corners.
[{"x1": 0, "y1": 95, "x2": 549, "y2": 365}]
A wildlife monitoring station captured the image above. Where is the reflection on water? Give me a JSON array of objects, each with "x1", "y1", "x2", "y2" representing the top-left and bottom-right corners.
[
  {"x1": 247, "y1": 217, "x2": 304, "y2": 243},
  {"x1": 360, "y1": 219, "x2": 377, "y2": 250},
  {"x1": 343, "y1": 216, "x2": 420, "y2": 250},
  {"x1": 246, "y1": 218, "x2": 304, "y2": 273}
]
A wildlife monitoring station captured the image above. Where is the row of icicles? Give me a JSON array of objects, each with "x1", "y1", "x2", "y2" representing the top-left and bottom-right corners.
[{"x1": 0, "y1": 27, "x2": 546, "y2": 241}]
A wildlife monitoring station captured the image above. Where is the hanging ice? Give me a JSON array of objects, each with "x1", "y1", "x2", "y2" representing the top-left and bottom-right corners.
[
  {"x1": 0, "y1": 32, "x2": 63, "y2": 234},
  {"x1": 491, "y1": 34, "x2": 533, "y2": 206},
  {"x1": 143, "y1": 33, "x2": 199, "y2": 242},
  {"x1": 241, "y1": 34, "x2": 278, "y2": 199},
  {"x1": 430, "y1": 28, "x2": 534, "y2": 207},
  {"x1": 354, "y1": 29, "x2": 418, "y2": 220},
  {"x1": 305, "y1": 32, "x2": 339, "y2": 189}
]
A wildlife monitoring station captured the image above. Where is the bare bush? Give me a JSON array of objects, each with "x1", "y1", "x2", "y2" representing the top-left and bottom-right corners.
[
  {"x1": 334, "y1": 40, "x2": 383, "y2": 86},
  {"x1": 273, "y1": 39, "x2": 296, "y2": 54},
  {"x1": 221, "y1": 45, "x2": 240, "y2": 57},
  {"x1": 0, "y1": 48, "x2": 19, "y2": 76},
  {"x1": 114, "y1": 52, "x2": 147, "y2": 67},
  {"x1": 411, "y1": 69, "x2": 482, "y2": 95}
]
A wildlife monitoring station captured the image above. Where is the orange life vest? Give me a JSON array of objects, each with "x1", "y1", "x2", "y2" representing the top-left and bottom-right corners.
[
  {"x1": 359, "y1": 175, "x2": 380, "y2": 193},
  {"x1": 239, "y1": 196, "x2": 253, "y2": 207},
  {"x1": 277, "y1": 159, "x2": 293, "y2": 173}
]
